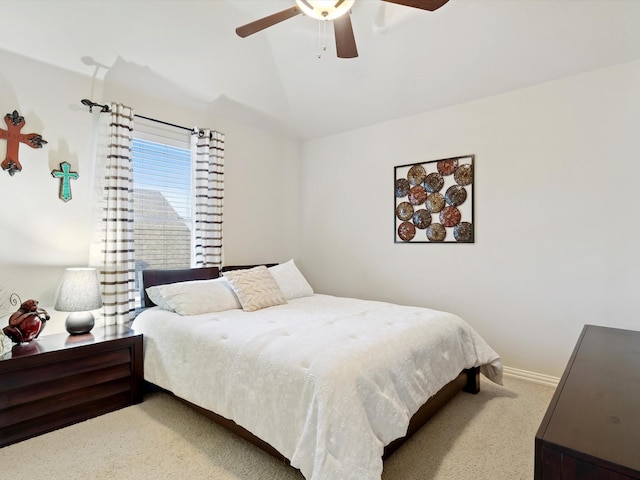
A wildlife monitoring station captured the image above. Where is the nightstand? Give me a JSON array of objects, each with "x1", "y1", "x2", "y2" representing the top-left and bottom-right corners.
[{"x1": 0, "y1": 327, "x2": 143, "y2": 447}]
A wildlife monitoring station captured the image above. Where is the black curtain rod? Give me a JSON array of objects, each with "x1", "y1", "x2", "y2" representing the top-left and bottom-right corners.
[
  {"x1": 80, "y1": 99, "x2": 211, "y2": 137},
  {"x1": 134, "y1": 113, "x2": 196, "y2": 134}
]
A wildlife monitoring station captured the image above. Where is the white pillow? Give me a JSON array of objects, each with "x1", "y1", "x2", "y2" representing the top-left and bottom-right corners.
[
  {"x1": 223, "y1": 266, "x2": 287, "y2": 312},
  {"x1": 269, "y1": 259, "x2": 314, "y2": 300},
  {"x1": 145, "y1": 277, "x2": 241, "y2": 315},
  {"x1": 146, "y1": 285, "x2": 175, "y2": 312}
]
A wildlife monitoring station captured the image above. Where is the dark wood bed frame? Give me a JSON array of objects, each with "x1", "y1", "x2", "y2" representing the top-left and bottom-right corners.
[{"x1": 139, "y1": 265, "x2": 480, "y2": 464}]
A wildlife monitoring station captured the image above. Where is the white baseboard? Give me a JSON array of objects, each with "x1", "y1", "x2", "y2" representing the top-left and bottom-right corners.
[{"x1": 503, "y1": 366, "x2": 560, "y2": 387}]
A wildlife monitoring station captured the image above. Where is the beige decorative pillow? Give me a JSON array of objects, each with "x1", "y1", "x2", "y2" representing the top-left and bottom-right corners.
[{"x1": 223, "y1": 265, "x2": 287, "y2": 312}]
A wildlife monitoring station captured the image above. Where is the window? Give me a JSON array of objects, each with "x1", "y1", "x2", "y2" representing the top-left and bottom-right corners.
[{"x1": 131, "y1": 118, "x2": 193, "y2": 303}]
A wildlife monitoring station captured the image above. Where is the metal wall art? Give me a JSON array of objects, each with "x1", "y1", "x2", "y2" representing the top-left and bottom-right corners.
[
  {"x1": 0, "y1": 110, "x2": 48, "y2": 176},
  {"x1": 394, "y1": 154, "x2": 474, "y2": 243}
]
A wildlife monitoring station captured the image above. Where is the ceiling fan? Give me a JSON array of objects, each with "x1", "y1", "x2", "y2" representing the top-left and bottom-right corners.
[{"x1": 235, "y1": 0, "x2": 450, "y2": 59}]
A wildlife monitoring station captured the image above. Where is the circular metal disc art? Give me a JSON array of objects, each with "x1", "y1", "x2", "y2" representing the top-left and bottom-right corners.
[
  {"x1": 426, "y1": 223, "x2": 446, "y2": 241},
  {"x1": 454, "y1": 163, "x2": 473, "y2": 186},
  {"x1": 440, "y1": 206, "x2": 461, "y2": 227},
  {"x1": 412, "y1": 209, "x2": 432, "y2": 229},
  {"x1": 425, "y1": 192, "x2": 445, "y2": 213},
  {"x1": 398, "y1": 221, "x2": 416, "y2": 241},
  {"x1": 395, "y1": 178, "x2": 410, "y2": 197},
  {"x1": 395, "y1": 155, "x2": 474, "y2": 243},
  {"x1": 396, "y1": 201, "x2": 414, "y2": 221},
  {"x1": 424, "y1": 172, "x2": 444, "y2": 193},
  {"x1": 408, "y1": 185, "x2": 427, "y2": 205},
  {"x1": 445, "y1": 185, "x2": 467, "y2": 206},
  {"x1": 437, "y1": 159, "x2": 458, "y2": 176},
  {"x1": 407, "y1": 164, "x2": 427, "y2": 186},
  {"x1": 453, "y1": 222, "x2": 473, "y2": 242}
]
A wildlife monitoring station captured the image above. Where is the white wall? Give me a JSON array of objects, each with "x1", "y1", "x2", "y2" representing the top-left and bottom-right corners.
[
  {"x1": 0, "y1": 47, "x2": 301, "y2": 331},
  {"x1": 298, "y1": 60, "x2": 640, "y2": 378},
  {"x1": 2, "y1": 44, "x2": 638, "y2": 377}
]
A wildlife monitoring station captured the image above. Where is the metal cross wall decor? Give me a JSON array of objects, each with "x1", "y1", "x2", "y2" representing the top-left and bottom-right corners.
[
  {"x1": 0, "y1": 110, "x2": 48, "y2": 176},
  {"x1": 51, "y1": 162, "x2": 79, "y2": 202}
]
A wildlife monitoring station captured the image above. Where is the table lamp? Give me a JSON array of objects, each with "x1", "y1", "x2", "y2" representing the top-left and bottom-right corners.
[{"x1": 54, "y1": 267, "x2": 103, "y2": 335}]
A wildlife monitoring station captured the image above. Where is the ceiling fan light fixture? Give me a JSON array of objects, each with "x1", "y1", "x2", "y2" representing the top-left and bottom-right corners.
[{"x1": 295, "y1": 0, "x2": 355, "y2": 21}]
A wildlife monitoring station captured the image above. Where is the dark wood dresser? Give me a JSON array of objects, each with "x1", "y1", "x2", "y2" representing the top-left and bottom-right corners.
[
  {"x1": 535, "y1": 324, "x2": 640, "y2": 480},
  {"x1": 0, "y1": 328, "x2": 143, "y2": 447}
]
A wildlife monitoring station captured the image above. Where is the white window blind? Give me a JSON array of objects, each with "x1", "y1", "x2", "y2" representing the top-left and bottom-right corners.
[{"x1": 131, "y1": 118, "x2": 193, "y2": 280}]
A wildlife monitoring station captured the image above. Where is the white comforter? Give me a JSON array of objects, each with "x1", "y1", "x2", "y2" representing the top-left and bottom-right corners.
[{"x1": 132, "y1": 294, "x2": 502, "y2": 480}]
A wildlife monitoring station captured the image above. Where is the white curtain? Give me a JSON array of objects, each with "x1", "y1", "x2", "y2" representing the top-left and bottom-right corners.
[
  {"x1": 89, "y1": 103, "x2": 136, "y2": 325},
  {"x1": 192, "y1": 129, "x2": 225, "y2": 268}
]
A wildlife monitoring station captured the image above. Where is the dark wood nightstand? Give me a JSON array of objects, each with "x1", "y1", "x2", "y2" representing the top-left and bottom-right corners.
[{"x1": 0, "y1": 327, "x2": 143, "y2": 448}]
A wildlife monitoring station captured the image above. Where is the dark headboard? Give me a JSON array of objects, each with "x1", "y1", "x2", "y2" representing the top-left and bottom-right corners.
[
  {"x1": 140, "y1": 263, "x2": 279, "y2": 307},
  {"x1": 140, "y1": 266, "x2": 220, "y2": 307},
  {"x1": 220, "y1": 263, "x2": 277, "y2": 273}
]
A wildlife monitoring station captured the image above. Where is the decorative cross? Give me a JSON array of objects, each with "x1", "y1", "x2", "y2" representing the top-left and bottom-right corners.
[
  {"x1": 0, "y1": 110, "x2": 48, "y2": 176},
  {"x1": 51, "y1": 162, "x2": 79, "y2": 202}
]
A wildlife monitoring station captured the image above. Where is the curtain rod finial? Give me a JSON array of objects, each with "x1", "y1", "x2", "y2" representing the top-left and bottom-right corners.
[{"x1": 80, "y1": 99, "x2": 110, "y2": 113}]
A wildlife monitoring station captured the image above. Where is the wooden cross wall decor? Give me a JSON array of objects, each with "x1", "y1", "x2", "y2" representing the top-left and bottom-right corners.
[
  {"x1": 0, "y1": 110, "x2": 48, "y2": 176},
  {"x1": 51, "y1": 162, "x2": 79, "y2": 202}
]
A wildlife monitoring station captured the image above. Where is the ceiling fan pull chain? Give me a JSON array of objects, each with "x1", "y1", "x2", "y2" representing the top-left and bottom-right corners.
[
  {"x1": 323, "y1": 20, "x2": 328, "y2": 52},
  {"x1": 317, "y1": 20, "x2": 321, "y2": 58},
  {"x1": 317, "y1": 19, "x2": 328, "y2": 59}
]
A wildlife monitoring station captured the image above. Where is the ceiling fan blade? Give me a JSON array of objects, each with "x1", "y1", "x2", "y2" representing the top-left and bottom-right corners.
[
  {"x1": 236, "y1": 6, "x2": 302, "y2": 38},
  {"x1": 381, "y1": 0, "x2": 449, "y2": 11},
  {"x1": 333, "y1": 13, "x2": 358, "y2": 58}
]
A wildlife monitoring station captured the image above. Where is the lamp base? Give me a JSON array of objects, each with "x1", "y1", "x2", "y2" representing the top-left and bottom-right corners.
[{"x1": 65, "y1": 311, "x2": 95, "y2": 335}]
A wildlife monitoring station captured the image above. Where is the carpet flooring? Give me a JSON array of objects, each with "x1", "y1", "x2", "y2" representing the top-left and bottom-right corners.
[{"x1": 0, "y1": 376, "x2": 555, "y2": 480}]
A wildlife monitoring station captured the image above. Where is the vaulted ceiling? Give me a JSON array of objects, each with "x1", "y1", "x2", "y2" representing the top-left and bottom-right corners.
[{"x1": 1, "y1": 0, "x2": 639, "y2": 139}]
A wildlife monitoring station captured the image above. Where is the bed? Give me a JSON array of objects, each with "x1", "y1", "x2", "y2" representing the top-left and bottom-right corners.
[{"x1": 131, "y1": 260, "x2": 502, "y2": 480}]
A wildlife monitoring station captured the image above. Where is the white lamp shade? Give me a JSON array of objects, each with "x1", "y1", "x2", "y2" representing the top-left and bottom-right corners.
[
  {"x1": 55, "y1": 268, "x2": 103, "y2": 312},
  {"x1": 295, "y1": 0, "x2": 355, "y2": 20}
]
